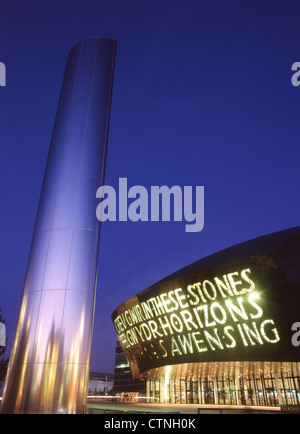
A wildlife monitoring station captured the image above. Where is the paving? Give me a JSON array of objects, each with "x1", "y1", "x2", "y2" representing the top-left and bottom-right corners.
[{"x1": 86, "y1": 398, "x2": 281, "y2": 414}]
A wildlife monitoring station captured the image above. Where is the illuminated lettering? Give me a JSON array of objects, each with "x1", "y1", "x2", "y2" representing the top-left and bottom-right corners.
[
  {"x1": 160, "y1": 293, "x2": 174, "y2": 313},
  {"x1": 170, "y1": 313, "x2": 184, "y2": 333},
  {"x1": 214, "y1": 275, "x2": 234, "y2": 298},
  {"x1": 129, "y1": 307, "x2": 139, "y2": 325},
  {"x1": 202, "y1": 280, "x2": 217, "y2": 300},
  {"x1": 174, "y1": 288, "x2": 189, "y2": 309},
  {"x1": 147, "y1": 298, "x2": 159, "y2": 316},
  {"x1": 159, "y1": 339, "x2": 168, "y2": 357},
  {"x1": 186, "y1": 284, "x2": 200, "y2": 305},
  {"x1": 179, "y1": 309, "x2": 198, "y2": 331},
  {"x1": 134, "y1": 325, "x2": 145, "y2": 342},
  {"x1": 171, "y1": 336, "x2": 182, "y2": 356},
  {"x1": 120, "y1": 313, "x2": 128, "y2": 330},
  {"x1": 195, "y1": 282, "x2": 207, "y2": 303},
  {"x1": 242, "y1": 321, "x2": 264, "y2": 346},
  {"x1": 223, "y1": 326, "x2": 236, "y2": 348},
  {"x1": 113, "y1": 265, "x2": 283, "y2": 363},
  {"x1": 156, "y1": 296, "x2": 166, "y2": 315},
  {"x1": 204, "y1": 328, "x2": 224, "y2": 351},
  {"x1": 237, "y1": 323, "x2": 248, "y2": 346},
  {"x1": 114, "y1": 318, "x2": 121, "y2": 334},
  {"x1": 196, "y1": 305, "x2": 216, "y2": 328},
  {"x1": 177, "y1": 334, "x2": 194, "y2": 354},
  {"x1": 114, "y1": 315, "x2": 127, "y2": 333},
  {"x1": 150, "y1": 342, "x2": 160, "y2": 359},
  {"x1": 191, "y1": 332, "x2": 208, "y2": 352},
  {"x1": 225, "y1": 297, "x2": 248, "y2": 322},
  {"x1": 148, "y1": 320, "x2": 163, "y2": 339},
  {"x1": 240, "y1": 268, "x2": 255, "y2": 292},
  {"x1": 131, "y1": 310, "x2": 138, "y2": 326},
  {"x1": 141, "y1": 323, "x2": 152, "y2": 341},
  {"x1": 147, "y1": 296, "x2": 165, "y2": 316},
  {"x1": 127, "y1": 328, "x2": 138, "y2": 346},
  {"x1": 192, "y1": 307, "x2": 204, "y2": 328},
  {"x1": 248, "y1": 293, "x2": 263, "y2": 319},
  {"x1": 125, "y1": 310, "x2": 133, "y2": 327},
  {"x1": 210, "y1": 302, "x2": 227, "y2": 324},
  {"x1": 119, "y1": 333, "x2": 128, "y2": 348},
  {"x1": 227, "y1": 272, "x2": 245, "y2": 295},
  {"x1": 260, "y1": 319, "x2": 280, "y2": 344},
  {"x1": 141, "y1": 301, "x2": 154, "y2": 319},
  {"x1": 135, "y1": 305, "x2": 146, "y2": 322},
  {"x1": 158, "y1": 315, "x2": 173, "y2": 336},
  {"x1": 168, "y1": 290, "x2": 179, "y2": 311}
]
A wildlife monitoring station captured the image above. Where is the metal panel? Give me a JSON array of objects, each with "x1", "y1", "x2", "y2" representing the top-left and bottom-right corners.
[{"x1": 1, "y1": 37, "x2": 116, "y2": 414}]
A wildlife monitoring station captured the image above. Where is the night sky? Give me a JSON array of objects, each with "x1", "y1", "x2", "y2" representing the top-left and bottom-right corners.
[{"x1": 0, "y1": 0, "x2": 300, "y2": 374}]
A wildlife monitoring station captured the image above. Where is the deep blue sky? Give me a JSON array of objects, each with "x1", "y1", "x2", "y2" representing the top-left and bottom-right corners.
[{"x1": 0, "y1": 0, "x2": 299, "y2": 374}]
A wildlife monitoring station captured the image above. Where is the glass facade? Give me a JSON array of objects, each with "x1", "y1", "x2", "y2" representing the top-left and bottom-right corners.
[
  {"x1": 146, "y1": 373, "x2": 300, "y2": 407},
  {"x1": 1, "y1": 38, "x2": 116, "y2": 414}
]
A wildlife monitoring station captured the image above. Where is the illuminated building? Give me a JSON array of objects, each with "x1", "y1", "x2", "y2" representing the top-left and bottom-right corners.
[
  {"x1": 1, "y1": 38, "x2": 116, "y2": 414},
  {"x1": 112, "y1": 227, "x2": 300, "y2": 407},
  {"x1": 88, "y1": 372, "x2": 114, "y2": 396}
]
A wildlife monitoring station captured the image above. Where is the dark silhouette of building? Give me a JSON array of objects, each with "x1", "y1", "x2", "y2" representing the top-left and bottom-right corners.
[{"x1": 113, "y1": 341, "x2": 145, "y2": 401}]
